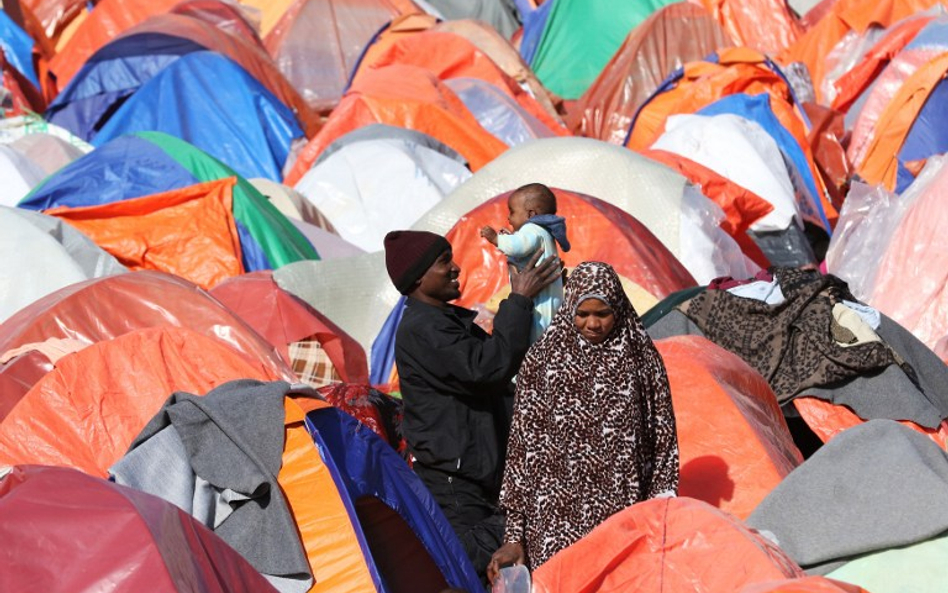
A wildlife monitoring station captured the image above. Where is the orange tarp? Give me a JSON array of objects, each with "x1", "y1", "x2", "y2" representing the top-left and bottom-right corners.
[
  {"x1": 283, "y1": 64, "x2": 508, "y2": 185},
  {"x1": 212, "y1": 271, "x2": 370, "y2": 384},
  {"x1": 532, "y1": 497, "x2": 804, "y2": 593},
  {"x1": 643, "y1": 148, "x2": 773, "y2": 267},
  {"x1": 46, "y1": 178, "x2": 244, "y2": 290},
  {"x1": 280, "y1": 397, "x2": 378, "y2": 593},
  {"x1": 352, "y1": 12, "x2": 438, "y2": 76},
  {"x1": 354, "y1": 30, "x2": 567, "y2": 136},
  {"x1": 569, "y1": 2, "x2": 732, "y2": 145},
  {"x1": 695, "y1": 0, "x2": 802, "y2": 55},
  {"x1": 0, "y1": 326, "x2": 281, "y2": 476},
  {"x1": 45, "y1": 0, "x2": 181, "y2": 95},
  {"x1": 831, "y1": 14, "x2": 934, "y2": 112},
  {"x1": 741, "y1": 577, "x2": 871, "y2": 593},
  {"x1": 855, "y1": 52, "x2": 948, "y2": 190},
  {"x1": 778, "y1": 0, "x2": 945, "y2": 103},
  {"x1": 793, "y1": 396, "x2": 948, "y2": 451},
  {"x1": 657, "y1": 336, "x2": 803, "y2": 519},
  {"x1": 445, "y1": 188, "x2": 696, "y2": 315}
]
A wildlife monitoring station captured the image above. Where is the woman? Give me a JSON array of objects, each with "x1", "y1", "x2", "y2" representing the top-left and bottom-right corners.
[{"x1": 488, "y1": 262, "x2": 679, "y2": 580}]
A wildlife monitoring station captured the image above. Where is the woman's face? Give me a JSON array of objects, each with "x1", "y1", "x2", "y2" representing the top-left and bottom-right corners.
[{"x1": 574, "y1": 297, "x2": 616, "y2": 344}]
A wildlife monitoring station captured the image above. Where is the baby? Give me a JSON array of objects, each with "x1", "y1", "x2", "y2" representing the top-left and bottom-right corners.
[{"x1": 480, "y1": 183, "x2": 570, "y2": 344}]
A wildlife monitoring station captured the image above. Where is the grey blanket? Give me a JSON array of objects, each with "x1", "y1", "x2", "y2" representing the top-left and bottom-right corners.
[
  {"x1": 747, "y1": 420, "x2": 948, "y2": 574},
  {"x1": 111, "y1": 380, "x2": 313, "y2": 593}
]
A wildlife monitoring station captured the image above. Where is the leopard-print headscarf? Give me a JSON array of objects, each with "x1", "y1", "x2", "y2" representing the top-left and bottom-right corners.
[{"x1": 500, "y1": 262, "x2": 679, "y2": 569}]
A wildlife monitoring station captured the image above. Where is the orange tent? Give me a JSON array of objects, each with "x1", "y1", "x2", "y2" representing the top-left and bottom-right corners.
[
  {"x1": 0, "y1": 326, "x2": 281, "y2": 476},
  {"x1": 740, "y1": 577, "x2": 871, "y2": 593},
  {"x1": 45, "y1": 0, "x2": 181, "y2": 95},
  {"x1": 433, "y1": 19, "x2": 562, "y2": 122},
  {"x1": 353, "y1": 30, "x2": 567, "y2": 135},
  {"x1": 21, "y1": 0, "x2": 85, "y2": 42},
  {"x1": 793, "y1": 396, "x2": 948, "y2": 450},
  {"x1": 643, "y1": 148, "x2": 773, "y2": 267},
  {"x1": 211, "y1": 271, "x2": 370, "y2": 385},
  {"x1": 693, "y1": 0, "x2": 802, "y2": 55},
  {"x1": 532, "y1": 497, "x2": 804, "y2": 593},
  {"x1": 569, "y1": 2, "x2": 732, "y2": 145},
  {"x1": 778, "y1": 0, "x2": 946, "y2": 103},
  {"x1": 283, "y1": 64, "x2": 508, "y2": 185},
  {"x1": 855, "y1": 52, "x2": 948, "y2": 190},
  {"x1": 45, "y1": 178, "x2": 244, "y2": 290},
  {"x1": 657, "y1": 336, "x2": 803, "y2": 519},
  {"x1": 830, "y1": 13, "x2": 935, "y2": 112},
  {"x1": 444, "y1": 188, "x2": 696, "y2": 317}
]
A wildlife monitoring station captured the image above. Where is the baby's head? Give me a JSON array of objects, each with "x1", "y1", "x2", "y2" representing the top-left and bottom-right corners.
[{"x1": 507, "y1": 183, "x2": 557, "y2": 231}]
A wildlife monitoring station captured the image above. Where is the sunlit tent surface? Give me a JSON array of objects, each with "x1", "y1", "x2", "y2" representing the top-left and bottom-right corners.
[
  {"x1": 89, "y1": 51, "x2": 304, "y2": 182},
  {"x1": 19, "y1": 132, "x2": 318, "y2": 271},
  {"x1": 0, "y1": 465, "x2": 280, "y2": 593},
  {"x1": 46, "y1": 13, "x2": 319, "y2": 141}
]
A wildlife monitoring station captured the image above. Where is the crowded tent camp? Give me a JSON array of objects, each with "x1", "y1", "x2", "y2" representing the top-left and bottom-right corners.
[{"x1": 5, "y1": 0, "x2": 948, "y2": 592}]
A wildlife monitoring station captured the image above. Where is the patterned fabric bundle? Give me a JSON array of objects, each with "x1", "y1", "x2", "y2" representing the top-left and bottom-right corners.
[
  {"x1": 682, "y1": 267, "x2": 909, "y2": 403},
  {"x1": 289, "y1": 336, "x2": 342, "y2": 388},
  {"x1": 500, "y1": 261, "x2": 679, "y2": 569}
]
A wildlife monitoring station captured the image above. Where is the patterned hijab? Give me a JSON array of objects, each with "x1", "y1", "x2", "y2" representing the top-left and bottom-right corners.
[{"x1": 501, "y1": 261, "x2": 679, "y2": 568}]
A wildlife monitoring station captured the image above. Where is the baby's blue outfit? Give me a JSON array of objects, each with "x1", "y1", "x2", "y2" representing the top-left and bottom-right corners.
[{"x1": 497, "y1": 218, "x2": 568, "y2": 344}]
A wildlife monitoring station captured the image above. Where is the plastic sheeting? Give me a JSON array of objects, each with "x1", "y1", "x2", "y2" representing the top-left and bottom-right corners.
[
  {"x1": 867, "y1": 156, "x2": 948, "y2": 355},
  {"x1": 531, "y1": 497, "x2": 804, "y2": 592},
  {"x1": 263, "y1": 0, "x2": 406, "y2": 112},
  {"x1": 569, "y1": 2, "x2": 732, "y2": 145},
  {"x1": 826, "y1": 532, "x2": 948, "y2": 593},
  {"x1": 294, "y1": 137, "x2": 472, "y2": 252},
  {"x1": 353, "y1": 30, "x2": 566, "y2": 136},
  {"x1": 90, "y1": 51, "x2": 305, "y2": 182},
  {"x1": 0, "y1": 145, "x2": 46, "y2": 207},
  {"x1": 444, "y1": 78, "x2": 556, "y2": 146},
  {"x1": 740, "y1": 577, "x2": 870, "y2": 593},
  {"x1": 0, "y1": 271, "x2": 295, "y2": 387},
  {"x1": 7, "y1": 132, "x2": 86, "y2": 175},
  {"x1": 423, "y1": 0, "x2": 520, "y2": 39},
  {"x1": 692, "y1": 0, "x2": 802, "y2": 55},
  {"x1": 0, "y1": 207, "x2": 87, "y2": 323},
  {"x1": 46, "y1": 178, "x2": 245, "y2": 290},
  {"x1": 284, "y1": 64, "x2": 508, "y2": 185},
  {"x1": 211, "y1": 271, "x2": 369, "y2": 384},
  {"x1": 658, "y1": 336, "x2": 803, "y2": 520},
  {"x1": 528, "y1": 0, "x2": 680, "y2": 100},
  {"x1": 170, "y1": 0, "x2": 265, "y2": 47},
  {"x1": 0, "y1": 326, "x2": 283, "y2": 476},
  {"x1": 0, "y1": 9, "x2": 40, "y2": 88},
  {"x1": 653, "y1": 113, "x2": 803, "y2": 233},
  {"x1": 0, "y1": 465, "x2": 280, "y2": 593}
]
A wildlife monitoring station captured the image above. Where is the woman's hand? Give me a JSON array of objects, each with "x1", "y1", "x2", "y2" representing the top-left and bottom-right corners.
[{"x1": 487, "y1": 542, "x2": 525, "y2": 584}]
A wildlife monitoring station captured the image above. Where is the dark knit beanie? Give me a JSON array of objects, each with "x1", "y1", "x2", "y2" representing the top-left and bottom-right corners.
[{"x1": 383, "y1": 230, "x2": 451, "y2": 294}]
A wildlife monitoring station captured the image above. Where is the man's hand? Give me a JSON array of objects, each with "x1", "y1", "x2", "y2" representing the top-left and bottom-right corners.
[
  {"x1": 509, "y1": 247, "x2": 562, "y2": 300},
  {"x1": 480, "y1": 226, "x2": 499, "y2": 246},
  {"x1": 487, "y1": 542, "x2": 525, "y2": 584}
]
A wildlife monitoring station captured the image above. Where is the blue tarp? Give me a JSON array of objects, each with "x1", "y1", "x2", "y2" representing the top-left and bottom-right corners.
[
  {"x1": 698, "y1": 93, "x2": 831, "y2": 233},
  {"x1": 370, "y1": 296, "x2": 406, "y2": 386},
  {"x1": 897, "y1": 78, "x2": 948, "y2": 193},
  {"x1": 517, "y1": 0, "x2": 554, "y2": 65},
  {"x1": 0, "y1": 10, "x2": 39, "y2": 88},
  {"x1": 46, "y1": 33, "x2": 206, "y2": 141},
  {"x1": 305, "y1": 407, "x2": 482, "y2": 593},
  {"x1": 91, "y1": 51, "x2": 304, "y2": 181}
]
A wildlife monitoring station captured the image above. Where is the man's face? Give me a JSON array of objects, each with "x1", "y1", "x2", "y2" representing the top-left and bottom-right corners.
[
  {"x1": 414, "y1": 249, "x2": 461, "y2": 305},
  {"x1": 507, "y1": 193, "x2": 530, "y2": 231}
]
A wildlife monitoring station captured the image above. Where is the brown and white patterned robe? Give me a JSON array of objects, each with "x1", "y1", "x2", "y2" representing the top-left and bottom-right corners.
[{"x1": 500, "y1": 262, "x2": 679, "y2": 569}]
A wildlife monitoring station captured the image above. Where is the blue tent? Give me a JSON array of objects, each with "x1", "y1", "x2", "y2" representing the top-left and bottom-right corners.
[
  {"x1": 697, "y1": 93, "x2": 832, "y2": 233},
  {"x1": 18, "y1": 132, "x2": 318, "y2": 271},
  {"x1": 305, "y1": 405, "x2": 482, "y2": 592},
  {"x1": 90, "y1": 51, "x2": 303, "y2": 181},
  {"x1": 45, "y1": 33, "x2": 206, "y2": 141},
  {"x1": 0, "y1": 10, "x2": 39, "y2": 88}
]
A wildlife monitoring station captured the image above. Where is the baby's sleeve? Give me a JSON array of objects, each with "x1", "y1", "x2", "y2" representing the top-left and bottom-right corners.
[{"x1": 496, "y1": 227, "x2": 542, "y2": 258}]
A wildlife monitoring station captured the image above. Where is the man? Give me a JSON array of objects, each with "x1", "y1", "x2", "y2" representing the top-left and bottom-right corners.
[{"x1": 383, "y1": 229, "x2": 561, "y2": 579}]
